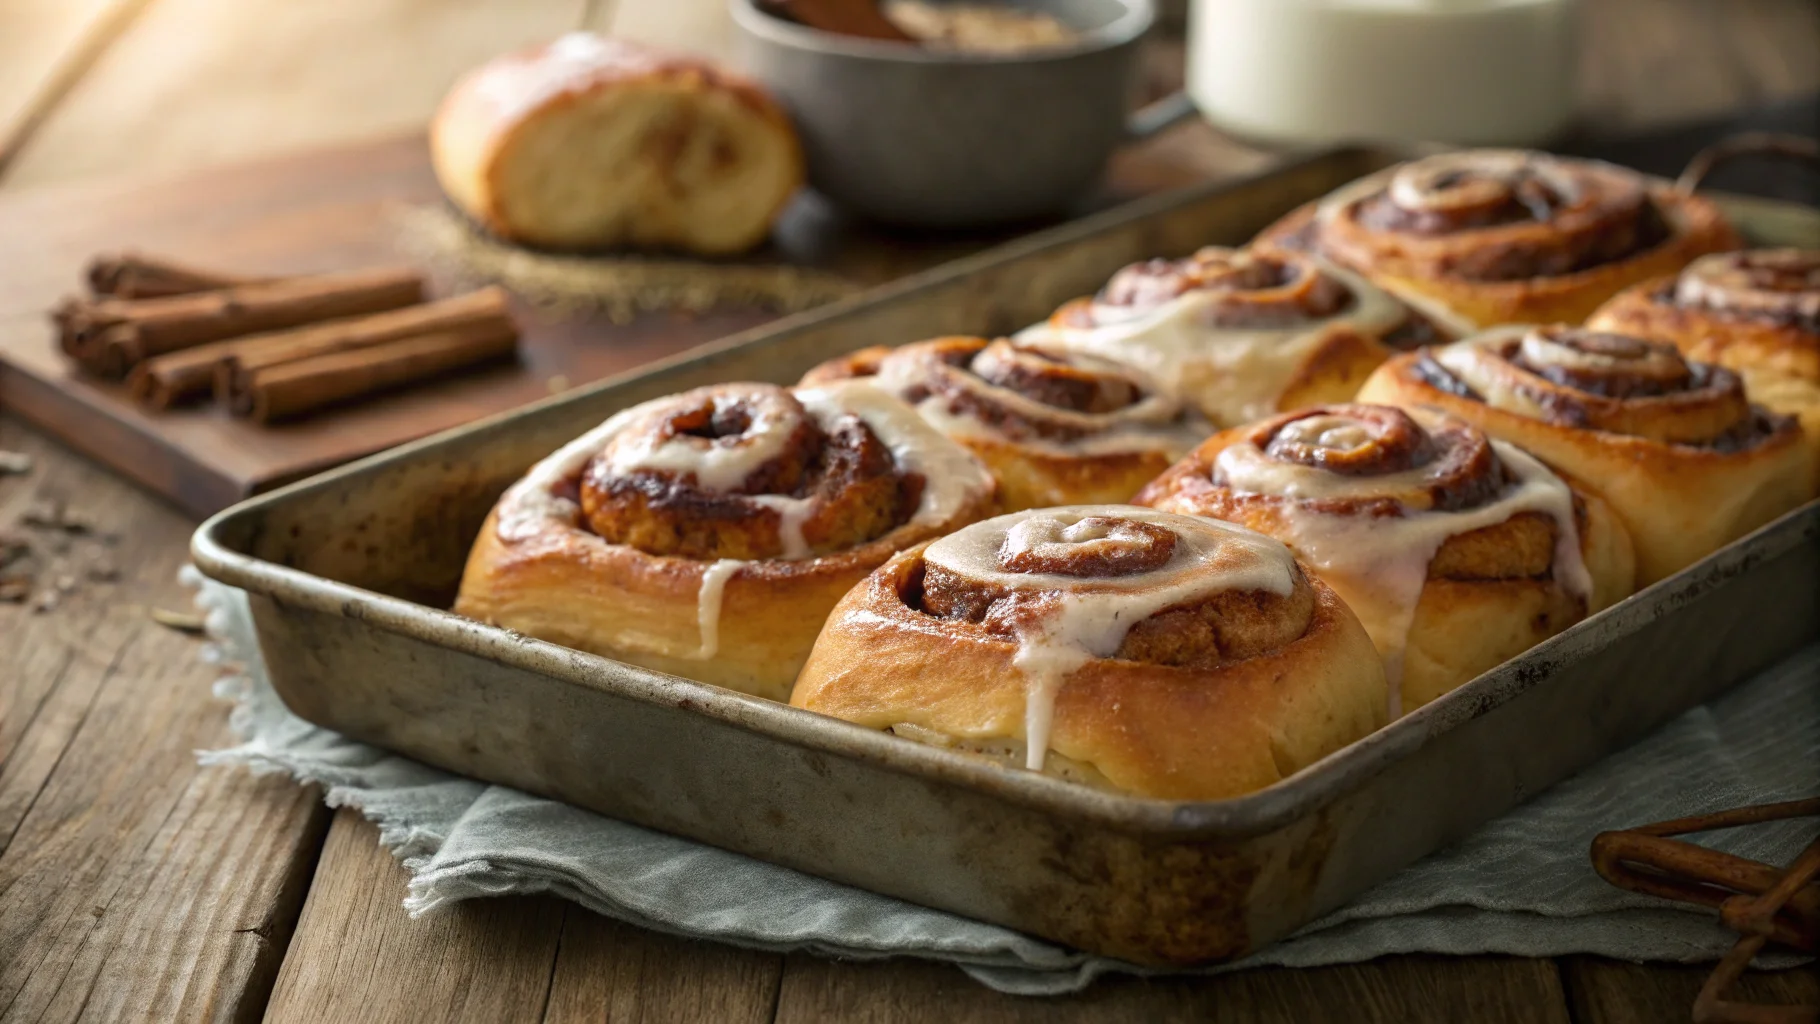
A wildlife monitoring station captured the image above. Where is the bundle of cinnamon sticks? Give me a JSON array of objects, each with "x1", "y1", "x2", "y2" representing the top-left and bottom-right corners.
[{"x1": 52, "y1": 253, "x2": 520, "y2": 423}]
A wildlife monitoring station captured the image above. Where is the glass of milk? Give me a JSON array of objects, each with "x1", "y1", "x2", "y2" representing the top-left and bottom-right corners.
[{"x1": 1187, "y1": 0, "x2": 1580, "y2": 147}]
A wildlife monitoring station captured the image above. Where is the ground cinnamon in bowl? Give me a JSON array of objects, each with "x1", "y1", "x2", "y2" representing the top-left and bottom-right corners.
[{"x1": 883, "y1": 1, "x2": 1079, "y2": 53}]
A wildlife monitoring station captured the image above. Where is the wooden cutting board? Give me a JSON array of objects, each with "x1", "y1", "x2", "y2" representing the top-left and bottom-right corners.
[{"x1": 0, "y1": 132, "x2": 1075, "y2": 517}]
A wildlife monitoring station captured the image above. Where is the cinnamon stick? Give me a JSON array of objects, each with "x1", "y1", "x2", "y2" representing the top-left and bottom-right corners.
[
  {"x1": 58, "y1": 266, "x2": 425, "y2": 379},
  {"x1": 238, "y1": 327, "x2": 520, "y2": 423},
  {"x1": 127, "y1": 287, "x2": 514, "y2": 410},
  {"x1": 85, "y1": 252, "x2": 253, "y2": 299}
]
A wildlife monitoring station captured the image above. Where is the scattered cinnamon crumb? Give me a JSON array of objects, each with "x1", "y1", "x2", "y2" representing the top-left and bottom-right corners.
[
  {"x1": 0, "y1": 576, "x2": 30, "y2": 603},
  {"x1": 23, "y1": 500, "x2": 96, "y2": 535},
  {"x1": 0, "y1": 533, "x2": 29, "y2": 571},
  {"x1": 150, "y1": 607, "x2": 206, "y2": 634}
]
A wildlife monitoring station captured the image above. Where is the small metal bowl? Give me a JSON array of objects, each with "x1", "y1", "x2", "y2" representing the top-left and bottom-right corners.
[{"x1": 730, "y1": 0, "x2": 1161, "y2": 229}]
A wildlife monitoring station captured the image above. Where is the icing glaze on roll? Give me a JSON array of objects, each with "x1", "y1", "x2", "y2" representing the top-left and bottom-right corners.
[
  {"x1": 1672, "y1": 249, "x2": 1820, "y2": 326},
  {"x1": 1315, "y1": 150, "x2": 1672, "y2": 283},
  {"x1": 494, "y1": 380, "x2": 995, "y2": 660},
  {"x1": 869, "y1": 336, "x2": 1210, "y2": 458},
  {"x1": 1430, "y1": 325, "x2": 1768, "y2": 447},
  {"x1": 1021, "y1": 248, "x2": 1409, "y2": 426},
  {"x1": 922, "y1": 506, "x2": 1298, "y2": 769},
  {"x1": 1209, "y1": 406, "x2": 1590, "y2": 714}
]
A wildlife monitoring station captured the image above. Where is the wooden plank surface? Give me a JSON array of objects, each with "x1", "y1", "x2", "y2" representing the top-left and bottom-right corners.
[
  {"x1": 1559, "y1": 956, "x2": 1820, "y2": 1024},
  {"x1": 266, "y1": 810, "x2": 568, "y2": 1022},
  {"x1": 0, "y1": 418, "x2": 330, "y2": 1023},
  {"x1": 0, "y1": 0, "x2": 1815, "y2": 1023},
  {"x1": 0, "y1": 0, "x2": 149, "y2": 171},
  {"x1": 771, "y1": 954, "x2": 1573, "y2": 1024}
]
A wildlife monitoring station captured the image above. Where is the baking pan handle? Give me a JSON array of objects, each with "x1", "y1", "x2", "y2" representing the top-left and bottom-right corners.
[
  {"x1": 1126, "y1": 90, "x2": 1197, "y2": 141},
  {"x1": 1676, "y1": 132, "x2": 1820, "y2": 195}
]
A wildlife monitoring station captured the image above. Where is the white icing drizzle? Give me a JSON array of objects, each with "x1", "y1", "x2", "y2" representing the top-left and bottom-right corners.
[
  {"x1": 1674, "y1": 249, "x2": 1820, "y2": 322},
  {"x1": 694, "y1": 559, "x2": 740, "y2": 659},
  {"x1": 1431, "y1": 327, "x2": 1564, "y2": 421},
  {"x1": 493, "y1": 381, "x2": 996, "y2": 663},
  {"x1": 794, "y1": 380, "x2": 998, "y2": 530},
  {"x1": 748, "y1": 494, "x2": 815, "y2": 560},
  {"x1": 495, "y1": 404, "x2": 645, "y2": 542},
  {"x1": 872, "y1": 342, "x2": 1209, "y2": 458},
  {"x1": 922, "y1": 506, "x2": 1297, "y2": 771},
  {"x1": 1019, "y1": 258, "x2": 1408, "y2": 427},
  {"x1": 602, "y1": 393, "x2": 798, "y2": 493},
  {"x1": 1211, "y1": 422, "x2": 1591, "y2": 718}
]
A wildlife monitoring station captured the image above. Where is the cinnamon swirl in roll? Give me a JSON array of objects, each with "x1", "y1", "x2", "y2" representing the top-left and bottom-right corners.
[
  {"x1": 800, "y1": 336, "x2": 1210, "y2": 511},
  {"x1": 455, "y1": 380, "x2": 997, "y2": 700},
  {"x1": 1357, "y1": 326, "x2": 1816, "y2": 585},
  {"x1": 1136, "y1": 404, "x2": 1634, "y2": 713},
  {"x1": 1017, "y1": 246, "x2": 1430, "y2": 429},
  {"x1": 1589, "y1": 249, "x2": 1820, "y2": 447},
  {"x1": 1256, "y1": 150, "x2": 1739, "y2": 329},
  {"x1": 791, "y1": 506, "x2": 1388, "y2": 800}
]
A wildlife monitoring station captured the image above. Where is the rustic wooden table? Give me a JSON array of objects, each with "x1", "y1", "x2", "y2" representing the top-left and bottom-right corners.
[{"x1": 1, "y1": 1, "x2": 1817, "y2": 1021}]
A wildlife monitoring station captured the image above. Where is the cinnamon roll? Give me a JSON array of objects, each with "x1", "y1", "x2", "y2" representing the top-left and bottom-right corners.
[
  {"x1": 1256, "y1": 150, "x2": 1739, "y2": 329},
  {"x1": 1016, "y1": 246, "x2": 1429, "y2": 430},
  {"x1": 1589, "y1": 249, "x2": 1820, "y2": 448},
  {"x1": 1357, "y1": 326, "x2": 1816, "y2": 585},
  {"x1": 455, "y1": 380, "x2": 998, "y2": 700},
  {"x1": 791, "y1": 506, "x2": 1388, "y2": 800},
  {"x1": 800, "y1": 336, "x2": 1210, "y2": 511},
  {"x1": 1135, "y1": 404, "x2": 1634, "y2": 714}
]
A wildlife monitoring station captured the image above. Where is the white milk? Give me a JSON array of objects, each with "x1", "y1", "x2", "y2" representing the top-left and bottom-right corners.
[{"x1": 1187, "y1": 0, "x2": 1579, "y2": 147}]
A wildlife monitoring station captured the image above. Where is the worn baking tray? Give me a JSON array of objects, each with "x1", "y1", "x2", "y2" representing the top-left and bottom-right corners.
[{"x1": 191, "y1": 147, "x2": 1820, "y2": 966}]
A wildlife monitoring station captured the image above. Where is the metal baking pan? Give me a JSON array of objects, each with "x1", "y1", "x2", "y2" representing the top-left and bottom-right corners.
[{"x1": 191, "y1": 147, "x2": 1820, "y2": 966}]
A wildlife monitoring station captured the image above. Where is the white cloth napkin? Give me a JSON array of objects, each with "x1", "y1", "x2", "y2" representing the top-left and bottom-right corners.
[{"x1": 189, "y1": 571, "x2": 1817, "y2": 995}]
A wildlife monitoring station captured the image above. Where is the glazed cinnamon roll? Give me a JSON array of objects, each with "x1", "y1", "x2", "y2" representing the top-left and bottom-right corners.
[
  {"x1": 1589, "y1": 249, "x2": 1820, "y2": 447},
  {"x1": 1016, "y1": 247, "x2": 1428, "y2": 429},
  {"x1": 1136, "y1": 404, "x2": 1635, "y2": 714},
  {"x1": 791, "y1": 506, "x2": 1388, "y2": 800},
  {"x1": 800, "y1": 336, "x2": 1210, "y2": 511},
  {"x1": 1256, "y1": 150, "x2": 1739, "y2": 329},
  {"x1": 455, "y1": 380, "x2": 998, "y2": 700},
  {"x1": 1357, "y1": 326, "x2": 1816, "y2": 585}
]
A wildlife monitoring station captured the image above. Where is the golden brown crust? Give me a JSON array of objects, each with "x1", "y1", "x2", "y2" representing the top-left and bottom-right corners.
[
  {"x1": 453, "y1": 381, "x2": 998, "y2": 700},
  {"x1": 1135, "y1": 404, "x2": 1636, "y2": 711},
  {"x1": 791, "y1": 539, "x2": 1388, "y2": 801},
  {"x1": 1588, "y1": 251, "x2": 1820, "y2": 459},
  {"x1": 801, "y1": 336, "x2": 1210, "y2": 511},
  {"x1": 431, "y1": 33, "x2": 803, "y2": 254},
  {"x1": 1357, "y1": 334, "x2": 1816, "y2": 585},
  {"x1": 1254, "y1": 151, "x2": 1742, "y2": 329}
]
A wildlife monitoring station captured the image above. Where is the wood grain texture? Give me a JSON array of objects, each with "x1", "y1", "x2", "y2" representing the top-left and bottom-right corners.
[
  {"x1": 0, "y1": 0, "x2": 149, "y2": 171},
  {"x1": 542, "y1": 915, "x2": 782, "y2": 1024},
  {"x1": 0, "y1": 0, "x2": 575, "y2": 190},
  {"x1": 0, "y1": 0, "x2": 745, "y2": 191},
  {"x1": 1560, "y1": 956, "x2": 1820, "y2": 1024},
  {"x1": 265, "y1": 809, "x2": 567, "y2": 1024},
  {"x1": 1577, "y1": 0, "x2": 1820, "y2": 134},
  {"x1": 266, "y1": 812, "x2": 789, "y2": 1024},
  {"x1": 0, "y1": 417, "x2": 329, "y2": 1024},
  {"x1": 773, "y1": 954, "x2": 1575, "y2": 1024}
]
